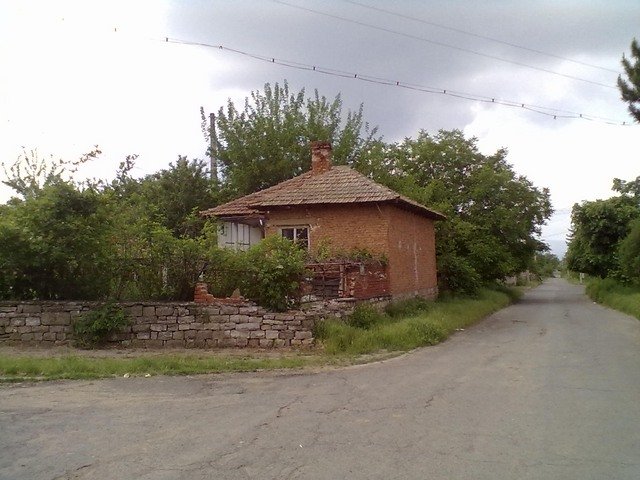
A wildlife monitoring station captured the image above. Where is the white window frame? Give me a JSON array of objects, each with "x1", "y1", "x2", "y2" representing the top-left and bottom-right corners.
[{"x1": 279, "y1": 226, "x2": 309, "y2": 249}]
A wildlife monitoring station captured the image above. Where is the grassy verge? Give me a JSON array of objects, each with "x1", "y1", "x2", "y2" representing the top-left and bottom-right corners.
[
  {"x1": 0, "y1": 286, "x2": 520, "y2": 382},
  {"x1": 0, "y1": 353, "x2": 340, "y2": 383},
  {"x1": 315, "y1": 286, "x2": 518, "y2": 355},
  {"x1": 585, "y1": 277, "x2": 640, "y2": 320}
]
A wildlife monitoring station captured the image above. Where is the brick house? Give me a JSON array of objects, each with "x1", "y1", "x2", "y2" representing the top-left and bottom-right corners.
[{"x1": 201, "y1": 142, "x2": 445, "y2": 299}]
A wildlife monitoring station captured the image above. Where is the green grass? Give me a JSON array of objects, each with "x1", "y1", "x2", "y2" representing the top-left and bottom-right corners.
[
  {"x1": 0, "y1": 286, "x2": 520, "y2": 382},
  {"x1": 315, "y1": 287, "x2": 515, "y2": 355},
  {"x1": 585, "y1": 277, "x2": 640, "y2": 320},
  {"x1": 0, "y1": 354, "x2": 336, "y2": 382}
]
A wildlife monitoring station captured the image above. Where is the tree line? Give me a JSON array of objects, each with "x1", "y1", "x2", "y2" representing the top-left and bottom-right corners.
[
  {"x1": 566, "y1": 178, "x2": 640, "y2": 283},
  {"x1": 1, "y1": 81, "x2": 555, "y2": 302}
]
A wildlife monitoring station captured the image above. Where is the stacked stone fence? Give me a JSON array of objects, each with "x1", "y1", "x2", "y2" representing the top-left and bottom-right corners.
[{"x1": 0, "y1": 296, "x2": 390, "y2": 349}]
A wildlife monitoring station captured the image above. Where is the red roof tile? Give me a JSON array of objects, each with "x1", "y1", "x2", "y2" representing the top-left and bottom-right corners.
[{"x1": 201, "y1": 166, "x2": 445, "y2": 220}]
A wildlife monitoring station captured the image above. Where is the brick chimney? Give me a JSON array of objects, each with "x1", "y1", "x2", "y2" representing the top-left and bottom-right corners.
[{"x1": 310, "y1": 141, "x2": 332, "y2": 175}]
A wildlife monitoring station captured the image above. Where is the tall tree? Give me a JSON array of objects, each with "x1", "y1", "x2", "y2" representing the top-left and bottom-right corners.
[
  {"x1": 214, "y1": 81, "x2": 378, "y2": 197},
  {"x1": 617, "y1": 38, "x2": 640, "y2": 123},
  {"x1": 359, "y1": 130, "x2": 553, "y2": 291},
  {"x1": 565, "y1": 182, "x2": 640, "y2": 277}
]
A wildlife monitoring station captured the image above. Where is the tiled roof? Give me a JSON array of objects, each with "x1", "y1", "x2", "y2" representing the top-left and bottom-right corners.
[{"x1": 201, "y1": 166, "x2": 445, "y2": 220}]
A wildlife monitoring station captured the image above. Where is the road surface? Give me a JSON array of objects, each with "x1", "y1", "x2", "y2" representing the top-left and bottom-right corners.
[{"x1": 1, "y1": 278, "x2": 639, "y2": 479}]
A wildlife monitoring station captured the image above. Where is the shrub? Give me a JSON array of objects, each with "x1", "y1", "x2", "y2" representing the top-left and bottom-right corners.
[
  {"x1": 384, "y1": 296, "x2": 433, "y2": 318},
  {"x1": 347, "y1": 304, "x2": 387, "y2": 329},
  {"x1": 437, "y1": 253, "x2": 481, "y2": 295},
  {"x1": 241, "y1": 235, "x2": 307, "y2": 311},
  {"x1": 586, "y1": 277, "x2": 640, "y2": 320},
  {"x1": 72, "y1": 303, "x2": 130, "y2": 348}
]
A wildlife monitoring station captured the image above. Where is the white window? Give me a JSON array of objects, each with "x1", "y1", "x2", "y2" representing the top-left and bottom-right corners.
[{"x1": 280, "y1": 226, "x2": 309, "y2": 250}]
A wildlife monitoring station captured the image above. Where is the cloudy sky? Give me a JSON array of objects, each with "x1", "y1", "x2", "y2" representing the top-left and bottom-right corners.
[{"x1": 1, "y1": 0, "x2": 638, "y2": 256}]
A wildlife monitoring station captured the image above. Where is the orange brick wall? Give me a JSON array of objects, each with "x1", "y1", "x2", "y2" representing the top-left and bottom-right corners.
[
  {"x1": 264, "y1": 203, "x2": 438, "y2": 299},
  {"x1": 264, "y1": 204, "x2": 390, "y2": 256},
  {"x1": 386, "y1": 206, "x2": 438, "y2": 298}
]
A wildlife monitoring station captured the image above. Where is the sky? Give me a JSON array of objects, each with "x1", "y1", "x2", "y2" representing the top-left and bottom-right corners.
[{"x1": 1, "y1": 0, "x2": 638, "y2": 257}]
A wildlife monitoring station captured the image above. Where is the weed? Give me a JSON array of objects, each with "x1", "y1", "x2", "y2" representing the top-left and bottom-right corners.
[
  {"x1": 347, "y1": 304, "x2": 387, "y2": 329},
  {"x1": 72, "y1": 303, "x2": 130, "y2": 348},
  {"x1": 586, "y1": 277, "x2": 640, "y2": 319},
  {"x1": 318, "y1": 287, "x2": 513, "y2": 355}
]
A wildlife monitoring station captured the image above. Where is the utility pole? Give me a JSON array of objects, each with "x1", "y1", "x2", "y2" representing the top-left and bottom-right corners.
[{"x1": 209, "y1": 112, "x2": 219, "y2": 187}]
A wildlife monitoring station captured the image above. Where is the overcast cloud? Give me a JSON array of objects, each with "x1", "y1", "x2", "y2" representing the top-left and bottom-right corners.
[{"x1": 1, "y1": 0, "x2": 638, "y2": 256}]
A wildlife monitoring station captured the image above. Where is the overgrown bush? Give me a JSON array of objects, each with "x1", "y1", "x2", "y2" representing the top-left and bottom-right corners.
[
  {"x1": 618, "y1": 218, "x2": 640, "y2": 284},
  {"x1": 384, "y1": 296, "x2": 433, "y2": 318},
  {"x1": 347, "y1": 304, "x2": 387, "y2": 329},
  {"x1": 316, "y1": 287, "x2": 514, "y2": 355},
  {"x1": 585, "y1": 277, "x2": 640, "y2": 320},
  {"x1": 72, "y1": 303, "x2": 130, "y2": 348},
  {"x1": 437, "y1": 253, "x2": 481, "y2": 295},
  {"x1": 241, "y1": 235, "x2": 307, "y2": 311}
]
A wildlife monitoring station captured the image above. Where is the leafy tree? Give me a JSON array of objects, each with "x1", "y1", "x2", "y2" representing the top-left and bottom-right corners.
[
  {"x1": 0, "y1": 181, "x2": 113, "y2": 299},
  {"x1": 360, "y1": 130, "x2": 552, "y2": 291},
  {"x1": 530, "y1": 252, "x2": 560, "y2": 279},
  {"x1": 1, "y1": 147, "x2": 101, "y2": 199},
  {"x1": 617, "y1": 38, "x2": 640, "y2": 123},
  {"x1": 214, "y1": 81, "x2": 378, "y2": 197},
  {"x1": 613, "y1": 175, "x2": 640, "y2": 201},
  {"x1": 566, "y1": 194, "x2": 639, "y2": 277},
  {"x1": 0, "y1": 149, "x2": 217, "y2": 301},
  {"x1": 135, "y1": 157, "x2": 216, "y2": 237},
  {"x1": 618, "y1": 219, "x2": 640, "y2": 283}
]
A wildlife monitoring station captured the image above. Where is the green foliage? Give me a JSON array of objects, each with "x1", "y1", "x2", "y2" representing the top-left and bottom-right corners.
[
  {"x1": 617, "y1": 38, "x2": 640, "y2": 123},
  {"x1": 204, "y1": 236, "x2": 307, "y2": 311},
  {"x1": 316, "y1": 287, "x2": 513, "y2": 355},
  {"x1": 134, "y1": 156, "x2": 216, "y2": 238},
  {"x1": 436, "y1": 252, "x2": 482, "y2": 295},
  {"x1": 214, "y1": 81, "x2": 378, "y2": 197},
  {"x1": 347, "y1": 304, "x2": 387, "y2": 329},
  {"x1": 618, "y1": 219, "x2": 640, "y2": 283},
  {"x1": 72, "y1": 303, "x2": 130, "y2": 348},
  {"x1": 585, "y1": 277, "x2": 640, "y2": 320},
  {"x1": 1, "y1": 147, "x2": 101, "y2": 199},
  {"x1": 0, "y1": 181, "x2": 113, "y2": 300},
  {"x1": 0, "y1": 353, "x2": 332, "y2": 382},
  {"x1": 566, "y1": 186, "x2": 640, "y2": 278},
  {"x1": 530, "y1": 253, "x2": 561, "y2": 279},
  {"x1": 358, "y1": 129, "x2": 552, "y2": 291},
  {"x1": 384, "y1": 296, "x2": 434, "y2": 318},
  {"x1": 241, "y1": 235, "x2": 307, "y2": 311},
  {"x1": 308, "y1": 239, "x2": 388, "y2": 265}
]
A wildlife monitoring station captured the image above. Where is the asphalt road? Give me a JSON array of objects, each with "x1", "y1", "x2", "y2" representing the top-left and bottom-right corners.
[{"x1": 1, "y1": 278, "x2": 640, "y2": 480}]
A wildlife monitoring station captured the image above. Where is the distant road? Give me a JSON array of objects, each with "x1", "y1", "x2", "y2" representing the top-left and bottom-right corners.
[{"x1": 2, "y1": 278, "x2": 639, "y2": 480}]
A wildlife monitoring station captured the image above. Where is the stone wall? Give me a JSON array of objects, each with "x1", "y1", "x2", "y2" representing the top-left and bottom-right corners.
[{"x1": 0, "y1": 298, "x2": 387, "y2": 348}]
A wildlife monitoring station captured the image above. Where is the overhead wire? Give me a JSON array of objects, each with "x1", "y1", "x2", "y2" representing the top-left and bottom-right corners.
[
  {"x1": 160, "y1": 36, "x2": 632, "y2": 126},
  {"x1": 270, "y1": 0, "x2": 617, "y2": 90},
  {"x1": 343, "y1": 0, "x2": 621, "y2": 75}
]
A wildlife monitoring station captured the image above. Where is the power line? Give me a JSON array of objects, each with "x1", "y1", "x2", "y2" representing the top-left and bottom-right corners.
[
  {"x1": 343, "y1": 0, "x2": 621, "y2": 75},
  {"x1": 160, "y1": 36, "x2": 633, "y2": 126},
  {"x1": 270, "y1": 0, "x2": 617, "y2": 90}
]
